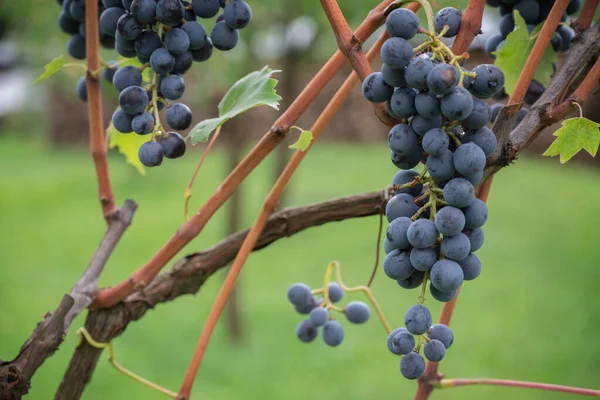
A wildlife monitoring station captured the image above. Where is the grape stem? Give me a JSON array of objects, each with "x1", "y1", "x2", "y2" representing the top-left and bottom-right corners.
[
  {"x1": 433, "y1": 378, "x2": 600, "y2": 396},
  {"x1": 151, "y1": 72, "x2": 163, "y2": 139}
]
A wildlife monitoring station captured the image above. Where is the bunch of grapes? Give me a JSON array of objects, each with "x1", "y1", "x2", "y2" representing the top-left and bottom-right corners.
[
  {"x1": 63, "y1": 0, "x2": 252, "y2": 167},
  {"x1": 362, "y1": 5, "x2": 503, "y2": 380},
  {"x1": 287, "y1": 282, "x2": 371, "y2": 347}
]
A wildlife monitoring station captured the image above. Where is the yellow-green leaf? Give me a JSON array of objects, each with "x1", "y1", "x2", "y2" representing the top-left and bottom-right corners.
[
  {"x1": 543, "y1": 117, "x2": 600, "y2": 163},
  {"x1": 34, "y1": 55, "x2": 66, "y2": 84},
  {"x1": 289, "y1": 130, "x2": 313, "y2": 151},
  {"x1": 107, "y1": 123, "x2": 151, "y2": 175}
]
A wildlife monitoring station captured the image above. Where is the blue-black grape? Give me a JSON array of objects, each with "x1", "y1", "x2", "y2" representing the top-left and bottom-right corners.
[
  {"x1": 323, "y1": 320, "x2": 344, "y2": 346},
  {"x1": 387, "y1": 327, "x2": 407, "y2": 354},
  {"x1": 132, "y1": 112, "x2": 155, "y2": 134},
  {"x1": 524, "y1": 80, "x2": 544, "y2": 105},
  {"x1": 76, "y1": 76, "x2": 87, "y2": 102},
  {"x1": 309, "y1": 307, "x2": 329, "y2": 327},
  {"x1": 459, "y1": 253, "x2": 482, "y2": 280},
  {"x1": 138, "y1": 141, "x2": 164, "y2": 167},
  {"x1": 556, "y1": 25, "x2": 574, "y2": 52},
  {"x1": 430, "y1": 284, "x2": 457, "y2": 302},
  {"x1": 287, "y1": 282, "x2": 312, "y2": 306},
  {"x1": 296, "y1": 319, "x2": 318, "y2": 343},
  {"x1": 191, "y1": 38, "x2": 214, "y2": 61},
  {"x1": 411, "y1": 114, "x2": 442, "y2": 137},
  {"x1": 156, "y1": 0, "x2": 185, "y2": 26},
  {"x1": 116, "y1": 32, "x2": 136, "y2": 57},
  {"x1": 67, "y1": 33, "x2": 86, "y2": 59},
  {"x1": 490, "y1": 103, "x2": 501, "y2": 123},
  {"x1": 453, "y1": 143, "x2": 486, "y2": 176},
  {"x1": 150, "y1": 48, "x2": 175, "y2": 74},
  {"x1": 499, "y1": 13, "x2": 514, "y2": 37},
  {"x1": 462, "y1": 227, "x2": 484, "y2": 252},
  {"x1": 392, "y1": 169, "x2": 422, "y2": 196},
  {"x1": 415, "y1": 91, "x2": 441, "y2": 119},
  {"x1": 193, "y1": 0, "x2": 220, "y2": 18},
  {"x1": 223, "y1": 0, "x2": 252, "y2": 29},
  {"x1": 405, "y1": 57, "x2": 434, "y2": 91},
  {"x1": 484, "y1": 33, "x2": 504, "y2": 59},
  {"x1": 397, "y1": 269, "x2": 425, "y2": 289},
  {"x1": 441, "y1": 87, "x2": 473, "y2": 121},
  {"x1": 390, "y1": 88, "x2": 417, "y2": 118},
  {"x1": 384, "y1": 249, "x2": 415, "y2": 280},
  {"x1": 462, "y1": 99, "x2": 490, "y2": 130},
  {"x1": 328, "y1": 282, "x2": 344, "y2": 303},
  {"x1": 211, "y1": 21, "x2": 239, "y2": 51},
  {"x1": 469, "y1": 64, "x2": 505, "y2": 99},
  {"x1": 59, "y1": 12, "x2": 80, "y2": 35},
  {"x1": 404, "y1": 304, "x2": 432, "y2": 335},
  {"x1": 462, "y1": 198, "x2": 488, "y2": 229},
  {"x1": 386, "y1": 193, "x2": 419, "y2": 222},
  {"x1": 385, "y1": 8, "x2": 419, "y2": 39},
  {"x1": 119, "y1": 85, "x2": 149, "y2": 115},
  {"x1": 430, "y1": 259, "x2": 464, "y2": 292},
  {"x1": 440, "y1": 233, "x2": 471, "y2": 261},
  {"x1": 103, "y1": 61, "x2": 119, "y2": 83},
  {"x1": 295, "y1": 298, "x2": 317, "y2": 315},
  {"x1": 392, "y1": 330, "x2": 416, "y2": 354},
  {"x1": 122, "y1": 0, "x2": 134, "y2": 11},
  {"x1": 384, "y1": 237, "x2": 394, "y2": 254},
  {"x1": 407, "y1": 219, "x2": 438, "y2": 249},
  {"x1": 100, "y1": 7, "x2": 125, "y2": 35},
  {"x1": 443, "y1": 178, "x2": 474, "y2": 208},
  {"x1": 113, "y1": 65, "x2": 142, "y2": 91},
  {"x1": 422, "y1": 128, "x2": 449, "y2": 157},
  {"x1": 159, "y1": 131, "x2": 187, "y2": 158},
  {"x1": 112, "y1": 108, "x2": 134, "y2": 133},
  {"x1": 381, "y1": 37, "x2": 413, "y2": 69},
  {"x1": 427, "y1": 63, "x2": 458, "y2": 95},
  {"x1": 428, "y1": 324, "x2": 454, "y2": 348},
  {"x1": 182, "y1": 21, "x2": 208, "y2": 49},
  {"x1": 426, "y1": 148, "x2": 455, "y2": 180},
  {"x1": 165, "y1": 28, "x2": 191, "y2": 54},
  {"x1": 386, "y1": 216, "x2": 412, "y2": 250},
  {"x1": 400, "y1": 352, "x2": 425, "y2": 379},
  {"x1": 362, "y1": 72, "x2": 394, "y2": 103},
  {"x1": 435, "y1": 7, "x2": 462, "y2": 37},
  {"x1": 410, "y1": 247, "x2": 437, "y2": 271},
  {"x1": 381, "y1": 64, "x2": 407, "y2": 88},
  {"x1": 434, "y1": 206, "x2": 465, "y2": 236},
  {"x1": 130, "y1": 0, "x2": 156, "y2": 24},
  {"x1": 515, "y1": 0, "x2": 540, "y2": 24},
  {"x1": 160, "y1": 74, "x2": 186, "y2": 100},
  {"x1": 462, "y1": 127, "x2": 497, "y2": 157},
  {"x1": 389, "y1": 124, "x2": 418, "y2": 155},
  {"x1": 166, "y1": 103, "x2": 192, "y2": 130},
  {"x1": 117, "y1": 13, "x2": 142, "y2": 40},
  {"x1": 423, "y1": 339, "x2": 446, "y2": 362},
  {"x1": 173, "y1": 51, "x2": 194, "y2": 74},
  {"x1": 391, "y1": 150, "x2": 422, "y2": 170},
  {"x1": 345, "y1": 301, "x2": 370, "y2": 324},
  {"x1": 567, "y1": 0, "x2": 581, "y2": 13}
]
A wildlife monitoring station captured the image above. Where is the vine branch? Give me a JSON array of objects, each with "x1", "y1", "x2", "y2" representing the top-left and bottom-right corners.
[
  {"x1": 436, "y1": 378, "x2": 600, "y2": 396},
  {"x1": 573, "y1": 0, "x2": 600, "y2": 30}
]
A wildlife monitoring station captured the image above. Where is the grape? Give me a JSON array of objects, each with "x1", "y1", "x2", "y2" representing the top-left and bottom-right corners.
[
  {"x1": 138, "y1": 141, "x2": 164, "y2": 167},
  {"x1": 328, "y1": 282, "x2": 344, "y2": 303},
  {"x1": 134, "y1": 31, "x2": 161, "y2": 60},
  {"x1": 567, "y1": 0, "x2": 581, "y2": 13},
  {"x1": 182, "y1": 21, "x2": 208, "y2": 49},
  {"x1": 453, "y1": 143, "x2": 486, "y2": 176},
  {"x1": 69, "y1": 0, "x2": 86, "y2": 22},
  {"x1": 441, "y1": 87, "x2": 473, "y2": 121},
  {"x1": 116, "y1": 32, "x2": 136, "y2": 56},
  {"x1": 103, "y1": 61, "x2": 118, "y2": 84},
  {"x1": 159, "y1": 131, "x2": 187, "y2": 158},
  {"x1": 113, "y1": 66, "x2": 143, "y2": 91},
  {"x1": 404, "y1": 304, "x2": 432, "y2": 335},
  {"x1": 287, "y1": 283, "x2": 312, "y2": 306},
  {"x1": 173, "y1": 51, "x2": 194, "y2": 74},
  {"x1": 386, "y1": 193, "x2": 419, "y2": 222},
  {"x1": 392, "y1": 331, "x2": 416, "y2": 354},
  {"x1": 191, "y1": 38, "x2": 214, "y2": 61},
  {"x1": 514, "y1": 107, "x2": 528, "y2": 127},
  {"x1": 296, "y1": 319, "x2": 318, "y2": 343},
  {"x1": 430, "y1": 259, "x2": 464, "y2": 292},
  {"x1": 165, "y1": 28, "x2": 191, "y2": 54},
  {"x1": 411, "y1": 114, "x2": 442, "y2": 137},
  {"x1": 67, "y1": 34, "x2": 86, "y2": 59},
  {"x1": 490, "y1": 103, "x2": 501, "y2": 123},
  {"x1": 435, "y1": 7, "x2": 461, "y2": 37},
  {"x1": 397, "y1": 269, "x2": 425, "y2": 289},
  {"x1": 130, "y1": 0, "x2": 156, "y2": 23},
  {"x1": 380, "y1": 37, "x2": 413, "y2": 69},
  {"x1": 309, "y1": 307, "x2": 329, "y2": 327},
  {"x1": 122, "y1": 0, "x2": 134, "y2": 11},
  {"x1": 461, "y1": 169, "x2": 484, "y2": 185},
  {"x1": 407, "y1": 219, "x2": 438, "y2": 249},
  {"x1": 556, "y1": 25, "x2": 574, "y2": 52},
  {"x1": 193, "y1": 0, "x2": 220, "y2": 18},
  {"x1": 484, "y1": 33, "x2": 504, "y2": 59},
  {"x1": 524, "y1": 80, "x2": 544, "y2": 105},
  {"x1": 423, "y1": 339, "x2": 446, "y2": 362},
  {"x1": 150, "y1": 48, "x2": 175, "y2": 74},
  {"x1": 462, "y1": 127, "x2": 497, "y2": 157},
  {"x1": 462, "y1": 227, "x2": 484, "y2": 252},
  {"x1": 112, "y1": 108, "x2": 134, "y2": 133},
  {"x1": 119, "y1": 85, "x2": 149, "y2": 115},
  {"x1": 400, "y1": 352, "x2": 425, "y2": 380},
  {"x1": 362, "y1": 72, "x2": 394, "y2": 103},
  {"x1": 390, "y1": 88, "x2": 417, "y2": 118},
  {"x1": 183, "y1": 0, "x2": 197, "y2": 21},
  {"x1": 462, "y1": 99, "x2": 490, "y2": 130},
  {"x1": 386, "y1": 102, "x2": 400, "y2": 119},
  {"x1": 160, "y1": 74, "x2": 186, "y2": 100},
  {"x1": 223, "y1": 0, "x2": 252, "y2": 29},
  {"x1": 415, "y1": 91, "x2": 441, "y2": 119},
  {"x1": 392, "y1": 169, "x2": 422, "y2": 196},
  {"x1": 410, "y1": 247, "x2": 437, "y2": 272},
  {"x1": 345, "y1": 301, "x2": 370, "y2": 324},
  {"x1": 386, "y1": 216, "x2": 412, "y2": 250},
  {"x1": 469, "y1": 64, "x2": 505, "y2": 99},
  {"x1": 443, "y1": 178, "x2": 475, "y2": 208},
  {"x1": 430, "y1": 284, "x2": 457, "y2": 302},
  {"x1": 76, "y1": 76, "x2": 87, "y2": 102},
  {"x1": 459, "y1": 253, "x2": 482, "y2": 280},
  {"x1": 384, "y1": 237, "x2": 394, "y2": 254},
  {"x1": 405, "y1": 57, "x2": 434, "y2": 91},
  {"x1": 428, "y1": 324, "x2": 454, "y2": 348},
  {"x1": 132, "y1": 112, "x2": 155, "y2": 134},
  {"x1": 381, "y1": 64, "x2": 407, "y2": 88},
  {"x1": 499, "y1": 13, "x2": 514, "y2": 37},
  {"x1": 323, "y1": 320, "x2": 344, "y2": 346},
  {"x1": 103, "y1": 0, "x2": 123, "y2": 7},
  {"x1": 295, "y1": 299, "x2": 317, "y2": 315},
  {"x1": 426, "y1": 148, "x2": 455, "y2": 180},
  {"x1": 387, "y1": 328, "x2": 407, "y2": 354},
  {"x1": 384, "y1": 249, "x2": 415, "y2": 280},
  {"x1": 463, "y1": 198, "x2": 488, "y2": 229},
  {"x1": 386, "y1": 8, "x2": 419, "y2": 39},
  {"x1": 422, "y1": 128, "x2": 449, "y2": 157},
  {"x1": 389, "y1": 124, "x2": 418, "y2": 155},
  {"x1": 156, "y1": 0, "x2": 185, "y2": 26},
  {"x1": 427, "y1": 63, "x2": 458, "y2": 95},
  {"x1": 166, "y1": 103, "x2": 192, "y2": 130},
  {"x1": 551, "y1": 32, "x2": 563, "y2": 52},
  {"x1": 440, "y1": 233, "x2": 471, "y2": 261},
  {"x1": 391, "y1": 150, "x2": 422, "y2": 170},
  {"x1": 117, "y1": 13, "x2": 142, "y2": 40},
  {"x1": 211, "y1": 21, "x2": 239, "y2": 51},
  {"x1": 515, "y1": 0, "x2": 540, "y2": 24},
  {"x1": 59, "y1": 12, "x2": 80, "y2": 35},
  {"x1": 434, "y1": 206, "x2": 465, "y2": 236}
]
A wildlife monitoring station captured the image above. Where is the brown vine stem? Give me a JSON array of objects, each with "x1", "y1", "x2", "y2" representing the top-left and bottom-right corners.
[
  {"x1": 573, "y1": 0, "x2": 599, "y2": 30},
  {"x1": 436, "y1": 378, "x2": 600, "y2": 396},
  {"x1": 91, "y1": 0, "x2": 395, "y2": 309},
  {"x1": 84, "y1": 0, "x2": 116, "y2": 221},
  {"x1": 450, "y1": 0, "x2": 485, "y2": 54},
  {"x1": 177, "y1": 29, "x2": 394, "y2": 400}
]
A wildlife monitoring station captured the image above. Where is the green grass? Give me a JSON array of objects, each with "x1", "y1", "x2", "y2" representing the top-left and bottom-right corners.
[{"x1": 0, "y1": 137, "x2": 598, "y2": 399}]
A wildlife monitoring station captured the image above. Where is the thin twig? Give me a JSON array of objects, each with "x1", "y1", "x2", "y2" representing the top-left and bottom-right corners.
[
  {"x1": 573, "y1": 0, "x2": 599, "y2": 30},
  {"x1": 367, "y1": 194, "x2": 387, "y2": 287},
  {"x1": 436, "y1": 378, "x2": 600, "y2": 396},
  {"x1": 450, "y1": 0, "x2": 485, "y2": 54}
]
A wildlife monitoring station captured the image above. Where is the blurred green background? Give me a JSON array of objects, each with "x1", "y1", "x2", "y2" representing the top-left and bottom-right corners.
[{"x1": 0, "y1": 0, "x2": 599, "y2": 399}]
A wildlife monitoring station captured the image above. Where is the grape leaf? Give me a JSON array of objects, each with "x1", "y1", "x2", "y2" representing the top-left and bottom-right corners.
[
  {"x1": 107, "y1": 123, "x2": 151, "y2": 175},
  {"x1": 494, "y1": 11, "x2": 556, "y2": 94},
  {"x1": 289, "y1": 130, "x2": 313, "y2": 151},
  {"x1": 34, "y1": 55, "x2": 66, "y2": 84},
  {"x1": 189, "y1": 66, "x2": 281, "y2": 144},
  {"x1": 543, "y1": 117, "x2": 600, "y2": 163}
]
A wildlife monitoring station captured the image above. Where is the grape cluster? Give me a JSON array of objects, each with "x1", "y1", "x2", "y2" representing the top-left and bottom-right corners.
[
  {"x1": 287, "y1": 282, "x2": 371, "y2": 347},
  {"x1": 65, "y1": 0, "x2": 252, "y2": 167},
  {"x1": 362, "y1": 6, "x2": 502, "y2": 380},
  {"x1": 484, "y1": 0, "x2": 579, "y2": 59}
]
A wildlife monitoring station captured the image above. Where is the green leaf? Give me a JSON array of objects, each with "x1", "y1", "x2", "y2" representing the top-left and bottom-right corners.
[
  {"x1": 494, "y1": 11, "x2": 556, "y2": 94},
  {"x1": 34, "y1": 55, "x2": 66, "y2": 84},
  {"x1": 107, "y1": 123, "x2": 151, "y2": 175},
  {"x1": 189, "y1": 66, "x2": 282, "y2": 144},
  {"x1": 289, "y1": 130, "x2": 313, "y2": 151},
  {"x1": 543, "y1": 117, "x2": 600, "y2": 163}
]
